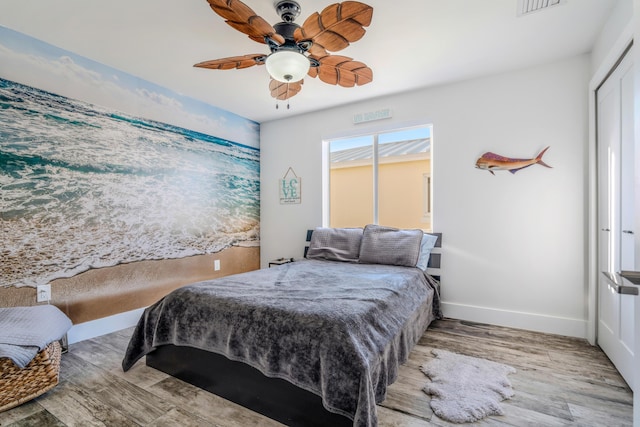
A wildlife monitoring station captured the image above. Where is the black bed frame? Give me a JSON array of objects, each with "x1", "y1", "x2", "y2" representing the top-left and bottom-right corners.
[
  {"x1": 146, "y1": 230, "x2": 442, "y2": 426},
  {"x1": 147, "y1": 345, "x2": 353, "y2": 426}
]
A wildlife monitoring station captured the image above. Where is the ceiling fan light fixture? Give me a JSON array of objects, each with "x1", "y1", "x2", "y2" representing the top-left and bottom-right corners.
[{"x1": 265, "y1": 50, "x2": 310, "y2": 83}]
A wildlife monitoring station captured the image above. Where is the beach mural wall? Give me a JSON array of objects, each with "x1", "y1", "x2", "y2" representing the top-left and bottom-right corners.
[{"x1": 0, "y1": 26, "x2": 260, "y2": 321}]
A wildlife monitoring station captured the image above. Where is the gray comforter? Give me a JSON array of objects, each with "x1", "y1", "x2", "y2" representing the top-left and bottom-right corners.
[{"x1": 122, "y1": 259, "x2": 440, "y2": 426}]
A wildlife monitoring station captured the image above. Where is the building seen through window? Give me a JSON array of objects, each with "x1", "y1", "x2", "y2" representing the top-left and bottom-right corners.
[{"x1": 328, "y1": 126, "x2": 432, "y2": 231}]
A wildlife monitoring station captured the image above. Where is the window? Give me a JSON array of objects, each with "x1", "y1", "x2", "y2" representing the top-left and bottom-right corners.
[{"x1": 326, "y1": 125, "x2": 432, "y2": 231}]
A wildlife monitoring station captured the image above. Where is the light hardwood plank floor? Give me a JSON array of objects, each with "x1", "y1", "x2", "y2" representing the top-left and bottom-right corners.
[{"x1": 0, "y1": 318, "x2": 633, "y2": 426}]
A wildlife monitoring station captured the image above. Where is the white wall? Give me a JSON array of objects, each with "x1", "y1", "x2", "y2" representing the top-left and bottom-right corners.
[
  {"x1": 261, "y1": 54, "x2": 590, "y2": 338},
  {"x1": 591, "y1": 0, "x2": 633, "y2": 75}
]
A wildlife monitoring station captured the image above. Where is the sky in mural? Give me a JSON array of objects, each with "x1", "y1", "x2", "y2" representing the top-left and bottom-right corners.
[{"x1": 0, "y1": 25, "x2": 259, "y2": 148}]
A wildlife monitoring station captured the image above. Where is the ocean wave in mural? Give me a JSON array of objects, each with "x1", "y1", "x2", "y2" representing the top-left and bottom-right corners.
[{"x1": 0, "y1": 78, "x2": 260, "y2": 288}]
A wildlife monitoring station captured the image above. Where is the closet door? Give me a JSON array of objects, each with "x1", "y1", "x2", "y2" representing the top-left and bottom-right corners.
[{"x1": 596, "y1": 49, "x2": 635, "y2": 391}]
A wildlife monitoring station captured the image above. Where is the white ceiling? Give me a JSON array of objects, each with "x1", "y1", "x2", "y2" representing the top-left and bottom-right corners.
[{"x1": 0, "y1": 0, "x2": 617, "y2": 123}]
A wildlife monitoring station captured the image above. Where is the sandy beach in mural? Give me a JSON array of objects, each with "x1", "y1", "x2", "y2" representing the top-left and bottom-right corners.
[{"x1": 1, "y1": 245, "x2": 260, "y2": 324}]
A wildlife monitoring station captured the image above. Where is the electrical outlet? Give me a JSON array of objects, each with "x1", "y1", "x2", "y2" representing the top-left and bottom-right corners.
[
  {"x1": 37, "y1": 284, "x2": 51, "y2": 302},
  {"x1": 214, "y1": 259, "x2": 221, "y2": 271}
]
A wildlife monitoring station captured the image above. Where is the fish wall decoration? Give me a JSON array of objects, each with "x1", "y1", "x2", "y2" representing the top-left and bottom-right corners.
[{"x1": 475, "y1": 146, "x2": 551, "y2": 175}]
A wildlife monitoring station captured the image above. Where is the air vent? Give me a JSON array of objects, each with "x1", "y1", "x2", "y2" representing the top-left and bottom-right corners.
[{"x1": 517, "y1": 0, "x2": 566, "y2": 16}]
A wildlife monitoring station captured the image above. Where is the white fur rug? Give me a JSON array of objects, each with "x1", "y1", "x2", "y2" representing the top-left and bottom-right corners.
[{"x1": 420, "y1": 349, "x2": 516, "y2": 423}]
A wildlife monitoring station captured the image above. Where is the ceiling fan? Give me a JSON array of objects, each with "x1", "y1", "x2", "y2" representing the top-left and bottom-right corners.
[{"x1": 194, "y1": 0, "x2": 374, "y2": 102}]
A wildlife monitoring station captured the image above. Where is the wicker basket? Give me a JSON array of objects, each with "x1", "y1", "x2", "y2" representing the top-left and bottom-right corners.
[{"x1": 0, "y1": 340, "x2": 62, "y2": 412}]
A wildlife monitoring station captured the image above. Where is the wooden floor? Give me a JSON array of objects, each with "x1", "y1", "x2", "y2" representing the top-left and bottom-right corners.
[{"x1": 0, "y1": 318, "x2": 633, "y2": 426}]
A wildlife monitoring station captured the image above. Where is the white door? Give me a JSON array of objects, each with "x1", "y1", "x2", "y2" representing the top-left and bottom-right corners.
[
  {"x1": 596, "y1": 49, "x2": 635, "y2": 391},
  {"x1": 634, "y1": 161, "x2": 639, "y2": 424},
  {"x1": 633, "y1": 14, "x2": 640, "y2": 426}
]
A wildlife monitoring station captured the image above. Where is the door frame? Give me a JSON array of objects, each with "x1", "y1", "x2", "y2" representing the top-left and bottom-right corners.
[{"x1": 587, "y1": 22, "x2": 634, "y2": 345}]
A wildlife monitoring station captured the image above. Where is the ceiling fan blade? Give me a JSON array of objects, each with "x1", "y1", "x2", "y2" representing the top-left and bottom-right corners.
[
  {"x1": 194, "y1": 54, "x2": 266, "y2": 70},
  {"x1": 310, "y1": 55, "x2": 372, "y2": 87},
  {"x1": 206, "y1": 0, "x2": 285, "y2": 45},
  {"x1": 307, "y1": 44, "x2": 329, "y2": 58},
  {"x1": 269, "y1": 78, "x2": 304, "y2": 100},
  {"x1": 294, "y1": 1, "x2": 373, "y2": 53}
]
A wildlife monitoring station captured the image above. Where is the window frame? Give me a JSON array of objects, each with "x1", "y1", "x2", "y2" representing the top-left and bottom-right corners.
[{"x1": 322, "y1": 123, "x2": 433, "y2": 229}]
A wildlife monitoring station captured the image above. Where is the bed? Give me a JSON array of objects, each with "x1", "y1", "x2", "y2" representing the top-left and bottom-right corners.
[{"x1": 122, "y1": 225, "x2": 442, "y2": 427}]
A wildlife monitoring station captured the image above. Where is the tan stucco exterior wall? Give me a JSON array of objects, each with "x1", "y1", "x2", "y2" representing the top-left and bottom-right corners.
[{"x1": 330, "y1": 158, "x2": 431, "y2": 230}]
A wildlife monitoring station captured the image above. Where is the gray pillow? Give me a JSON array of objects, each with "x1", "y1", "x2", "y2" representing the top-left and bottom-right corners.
[
  {"x1": 306, "y1": 227, "x2": 363, "y2": 262},
  {"x1": 359, "y1": 224, "x2": 423, "y2": 267}
]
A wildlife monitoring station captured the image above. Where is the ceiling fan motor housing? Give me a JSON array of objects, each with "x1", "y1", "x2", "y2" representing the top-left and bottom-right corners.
[
  {"x1": 274, "y1": 0, "x2": 301, "y2": 23},
  {"x1": 273, "y1": 22, "x2": 299, "y2": 44}
]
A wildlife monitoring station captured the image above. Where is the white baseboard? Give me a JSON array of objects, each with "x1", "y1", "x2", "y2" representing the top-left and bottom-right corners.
[
  {"x1": 441, "y1": 302, "x2": 588, "y2": 339},
  {"x1": 67, "y1": 307, "x2": 146, "y2": 344}
]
